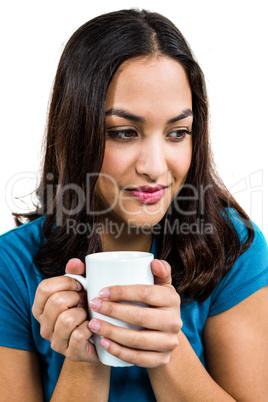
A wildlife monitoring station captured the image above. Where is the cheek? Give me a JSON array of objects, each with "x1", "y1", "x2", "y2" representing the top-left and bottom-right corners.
[
  {"x1": 100, "y1": 151, "x2": 115, "y2": 175},
  {"x1": 96, "y1": 147, "x2": 133, "y2": 202},
  {"x1": 100, "y1": 147, "x2": 132, "y2": 177},
  {"x1": 170, "y1": 145, "x2": 192, "y2": 178}
]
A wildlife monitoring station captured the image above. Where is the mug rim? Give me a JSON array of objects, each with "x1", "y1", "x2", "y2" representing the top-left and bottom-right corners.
[{"x1": 85, "y1": 251, "x2": 154, "y2": 262}]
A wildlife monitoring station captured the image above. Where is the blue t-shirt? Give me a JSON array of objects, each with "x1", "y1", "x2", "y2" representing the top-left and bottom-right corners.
[{"x1": 0, "y1": 212, "x2": 268, "y2": 401}]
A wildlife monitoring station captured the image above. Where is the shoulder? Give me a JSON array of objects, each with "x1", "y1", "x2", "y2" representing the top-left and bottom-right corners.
[
  {"x1": 225, "y1": 208, "x2": 267, "y2": 257},
  {"x1": 225, "y1": 208, "x2": 254, "y2": 241},
  {"x1": 0, "y1": 217, "x2": 45, "y2": 252},
  {"x1": 0, "y1": 217, "x2": 46, "y2": 279},
  {"x1": 0, "y1": 218, "x2": 46, "y2": 352},
  {"x1": 209, "y1": 210, "x2": 268, "y2": 315}
]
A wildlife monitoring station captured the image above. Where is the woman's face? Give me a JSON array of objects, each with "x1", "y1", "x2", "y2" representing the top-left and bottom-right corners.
[{"x1": 95, "y1": 56, "x2": 193, "y2": 229}]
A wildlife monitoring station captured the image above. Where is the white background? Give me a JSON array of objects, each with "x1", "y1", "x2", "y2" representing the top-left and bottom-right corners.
[{"x1": 0, "y1": 0, "x2": 267, "y2": 239}]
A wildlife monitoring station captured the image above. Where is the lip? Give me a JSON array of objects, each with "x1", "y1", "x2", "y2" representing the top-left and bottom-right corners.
[{"x1": 125, "y1": 185, "x2": 169, "y2": 204}]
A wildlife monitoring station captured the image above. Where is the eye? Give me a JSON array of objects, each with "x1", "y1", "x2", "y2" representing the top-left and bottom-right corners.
[
  {"x1": 106, "y1": 129, "x2": 138, "y2": 141},
  {"x1": 167, "y1": 129, "x2": 192, "y2": 142}
]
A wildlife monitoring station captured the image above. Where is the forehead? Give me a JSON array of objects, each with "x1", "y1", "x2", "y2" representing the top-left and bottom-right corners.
[{"x1": 106, "y1": 56, "x2": 192, "y2": 112}]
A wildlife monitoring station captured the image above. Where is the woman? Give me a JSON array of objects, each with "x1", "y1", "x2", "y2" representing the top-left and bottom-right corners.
[{"x1": 0, "y1": 9, "x2": 268, "y2": 401}]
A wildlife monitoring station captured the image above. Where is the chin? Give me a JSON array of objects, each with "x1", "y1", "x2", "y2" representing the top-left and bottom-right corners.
[{"x1": 125, "y1": 213, "x2": 165, "y2": 229}]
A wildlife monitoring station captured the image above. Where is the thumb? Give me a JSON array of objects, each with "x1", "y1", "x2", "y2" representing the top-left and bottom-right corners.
[
  {"x1": 65, "y1": 258, "x2": 86, "y2": 275},
  {"x1": 151, "y1": 259, "x2": 172, "y2": 286}
]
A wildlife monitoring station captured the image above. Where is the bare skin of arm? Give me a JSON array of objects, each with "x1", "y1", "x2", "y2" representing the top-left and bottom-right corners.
[
  {"x1": 146, "y1": 285, "x2": 268, "y2": 401},
  {"x1": 0, "y1": 259, "x2": 111, "y2": 401},
  {"x1": 203, "y1": 285, "x2": 268, "y2": 401},
  {"x1": 30, "y1": 258, "x2": 268, "y2": 401},
  {"x1": 148, "y1": 331, "x2": 236, "y2": 401},
  {"x1": 33, "y1": 259, "x2": 110, "y2": 401},
  {"x1": 50, "y1": 359, "x2": 110, "y2": 401},
  {"x1": 0, "y1": 348, "x2": 110, "y2": 402},
  {"x1": 0, "y1": 347, "x2": 44, "y2": 402},
  {"x1": 90, "y1": 262, "x2": 268, "y2": 401}
]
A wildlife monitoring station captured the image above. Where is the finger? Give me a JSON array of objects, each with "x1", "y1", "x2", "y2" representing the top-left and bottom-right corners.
[
  {"x1": 65, "y1": 258, "x2": 86, "y2": 275},
  {"x1": 98, "y1": 283, "x2": 179, "y2": 307},
  {"x1": 151, "y1": 259, "x2": 172, "y2": 286},
  {"x1": 90, "y1": 298, "x2": 181, "y2": 331},
  {"x1": 89, "y1": 318, "x2": 180, "y2": 352},
  {"x1": 67, "y1": 320, "x2": 99, "y2": 363},
  {"x1": 76, "y1": 290, "x2": 88, "y2": 310},
  {"x1": 40, "y1": 290, "x2": 83, "y2": 340},
  {"x1": 51, "y1": 307, "x2": 88, "y2": 354},
  {"x1": 99, "y1": 338, "x2": 171, "y2": 368},
  {"x1": 32, "y1": 276, "x2": 82, "y2": 319}
]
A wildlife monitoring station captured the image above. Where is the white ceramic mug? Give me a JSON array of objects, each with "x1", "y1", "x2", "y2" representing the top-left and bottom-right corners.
[{"x1": 65, "y1": 251, "x2": 154, "y2": 367}]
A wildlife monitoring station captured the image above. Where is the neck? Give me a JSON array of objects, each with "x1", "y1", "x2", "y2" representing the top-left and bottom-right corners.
[{"x1": 98, "y1": 218, "x2": 153, "y2": 253}]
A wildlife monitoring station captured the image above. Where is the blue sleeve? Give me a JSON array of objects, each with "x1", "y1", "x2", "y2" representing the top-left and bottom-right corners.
[
  {"x1": 0, "y1": 253, "x2": 37, "y2": 351},
  {"x1": 209, "y1": 222, "x2": 268, "y2": 316}
]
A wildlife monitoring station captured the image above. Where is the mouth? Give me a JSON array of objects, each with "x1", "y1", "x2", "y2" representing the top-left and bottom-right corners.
[{"x1": 125, "y1": 185, "x2": 169, "y2": 204}]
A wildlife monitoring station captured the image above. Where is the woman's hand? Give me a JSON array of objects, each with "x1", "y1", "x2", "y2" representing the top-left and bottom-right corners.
[
  {"x1": 88, "y1": 259, "x2": 182, "y2": 368},
  {"x1": 32, "y1": 259, "x2": 99, "y2": 363}
]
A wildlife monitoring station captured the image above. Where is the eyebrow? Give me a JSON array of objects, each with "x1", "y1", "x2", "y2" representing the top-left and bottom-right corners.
[
  {"x1": 167, "y1": 109, "x2": 193, "y2": 124},
  {"x1": 105, "y1": 108, "x2": 193, "y2": 124}
]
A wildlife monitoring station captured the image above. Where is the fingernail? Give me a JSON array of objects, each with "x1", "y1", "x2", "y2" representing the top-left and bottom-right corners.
[
  {"x1": 89, "y1": 319, "x2": 100, "y2": 333},
  {"x1": 101, "y1": 338, "x2": 110, "y2": 350},
  {"x1": 76, "y1": 281, "x2": 83, "y2": 290},
  {"x1": 90, "y1": 298, "x2": 102, "y2": 311},
  {"x1": 157, "y1": 259, "x2": 166, "y2": 271},
  {"x1": 99, "y1": 287, "x2": 110, "y2": 299}
]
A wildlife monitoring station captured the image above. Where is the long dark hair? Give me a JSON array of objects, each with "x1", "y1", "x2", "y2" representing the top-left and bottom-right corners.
[{"x1": 14, "y1": 9, "x2": 254, "y2": 303}]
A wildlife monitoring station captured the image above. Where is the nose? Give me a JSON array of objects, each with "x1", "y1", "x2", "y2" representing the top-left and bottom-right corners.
[{"x1": 135, "y1": 137, "x2": 168, "y2": 181}]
